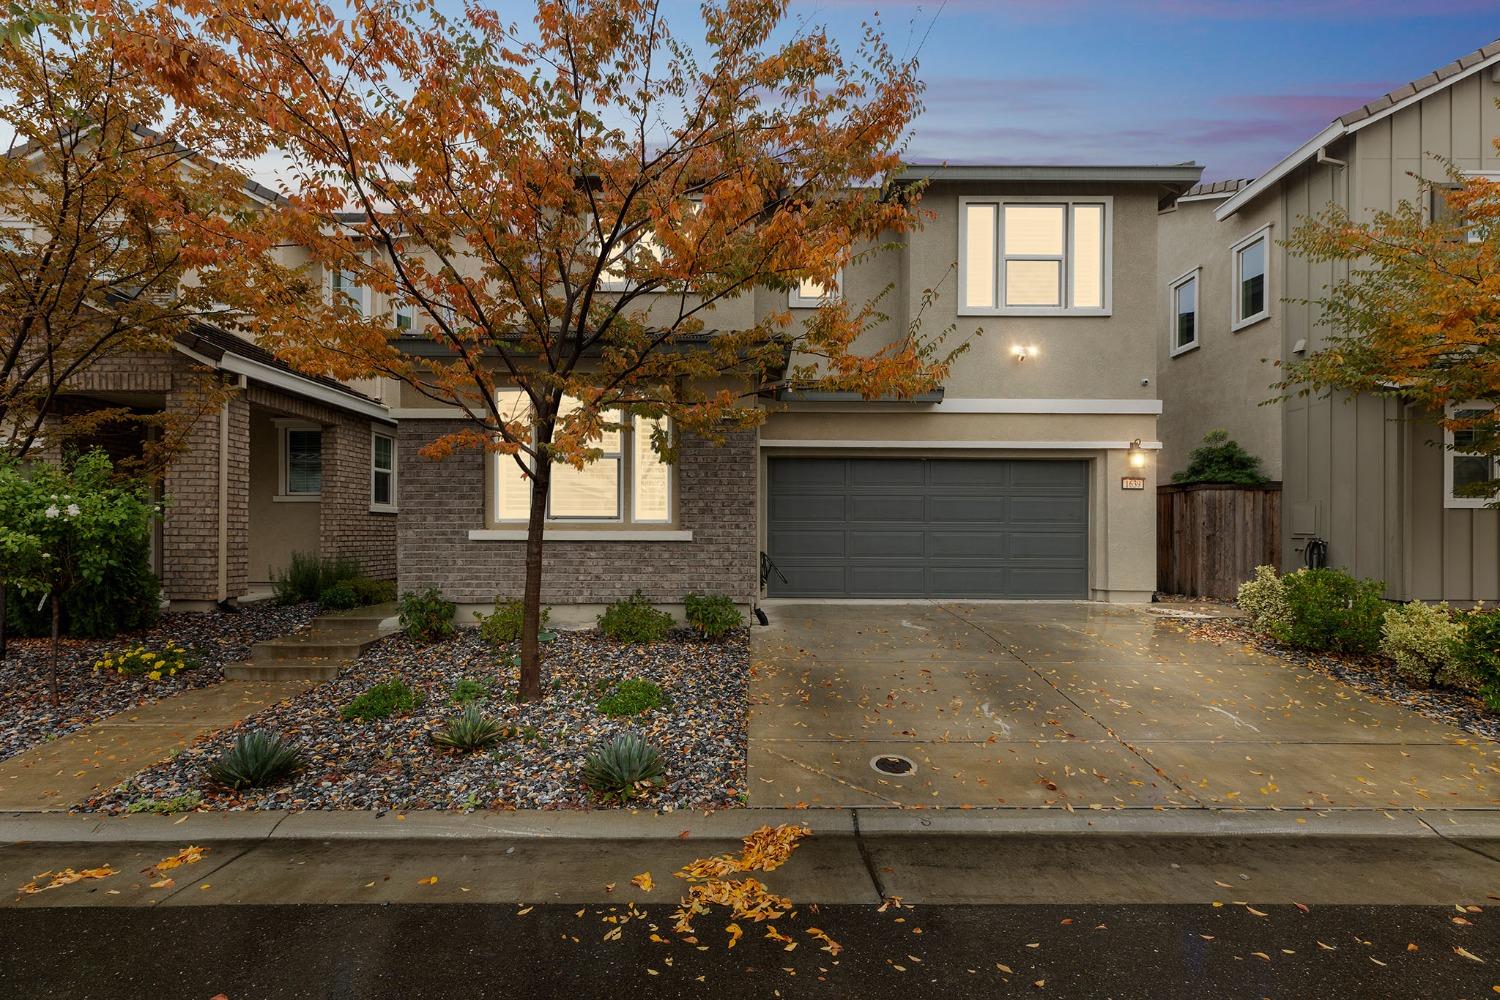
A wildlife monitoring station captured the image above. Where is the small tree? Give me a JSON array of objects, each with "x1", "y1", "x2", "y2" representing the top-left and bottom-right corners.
[
  {"x1": 1172, "y1": 430, "x2": 1269, "y2": 485},
  {"x1": 0, "y1": 10, "x2": 260, "y2": 468},
  {"x1": 1281, "y1": 155, "x2": 1500, "y2": 504},
  {"x1": 2, "y1": 451, "x2": 157, "y2": 702},
  {"x1": 117, "y1": 0, "x2": 962, "y2": 701},
  {"x1": 0, "y1": 460, "x2": 46, "y2": 660}
]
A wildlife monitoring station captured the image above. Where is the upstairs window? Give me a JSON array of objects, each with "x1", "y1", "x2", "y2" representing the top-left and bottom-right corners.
[
  {"x1": 1169, "y1": 268, "x2": 1200, "y2": 356},
  {"x1": 789, "y1": 270, "x2": 841, "y2": 308},
  {"x1": 960, "y1": 197, "x2": 1110, "y2": 315},
  {"x1": 1231, "y1": 226, "x2": 1270, "y2": 329},
  {"x1": 393, "y1": 299, "x2": 414, "y2": 334},
  {"x1": 1445, "y1": 403, "x2": 1498, "y2": 510},
  {"x1": 329, "y1": 267, "x2": 365, "y2": 316}
]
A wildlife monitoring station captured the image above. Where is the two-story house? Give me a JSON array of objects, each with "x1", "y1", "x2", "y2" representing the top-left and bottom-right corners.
[
  {"x1": 1158, "y1": 39, "x2": 1500, "y2": 604},
  {"x1": 394, "y1": 162, "x2": 1203, "y2": 619}
]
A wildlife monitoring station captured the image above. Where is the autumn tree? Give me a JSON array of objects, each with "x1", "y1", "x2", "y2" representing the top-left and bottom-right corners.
[
  {"x1": 0, "y1": 9, "x2": 259, "y2": 469},
  {"x1": 1281, "y1": 158, "x2": 1500, "y2": 505},
  {"x1": 112, "y1": 0, "x2": 958, "y2": 700}
]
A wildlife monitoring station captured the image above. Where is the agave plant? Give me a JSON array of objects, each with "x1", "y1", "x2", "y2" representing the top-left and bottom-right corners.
[
  {"x1": 431, "y1": 706, "x2": 511, "y2": 752},
  {"x1": 581, "y1": 732, "x2": 666, "y2": 802},
  {"x1": 206, "y1": 731, "x2": 302, "y2": 790}
]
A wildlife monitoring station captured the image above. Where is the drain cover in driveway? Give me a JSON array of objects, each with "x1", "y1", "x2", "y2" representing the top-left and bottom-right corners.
[{"x1": 870, "y1": 754, "x2": 916, "y2": 776}]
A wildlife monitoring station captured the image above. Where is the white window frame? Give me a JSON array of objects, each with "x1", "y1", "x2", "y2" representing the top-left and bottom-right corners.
[
  {"x1": 1444, "y1": 401, "x2": 1498, "y2": 510},
  {"x1": 957, "y1": 195, "x2": 1113, "y2": 317},
  {"x1": 392, "y1": 298, "x2": 414, "y2": 334},
  {"x1": 327, "y1": 263, "x2": 369, "y2": 316},
  {"x1": 275, "y1": 420, "x2": 323, "y2": 502},
  {"x1": 370, "y1": 429, "x2": 398, "y2": 513},
  {"x1": 1230, "y1": 225, "x2": 1271, "y2": 331},
  {"x1": 1168, "y1": 267, "x2": 1201, "y2": 357},
  {"x1": 492, "y1": 393, "x2": 676, "y2": 527},
  {"x1": 789, "y1": 269, "x2": 843, "y2": 308}
]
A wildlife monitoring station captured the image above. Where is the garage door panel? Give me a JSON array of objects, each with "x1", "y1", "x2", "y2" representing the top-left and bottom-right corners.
[
  {"x1": 1009, "y1": 497, "x2": 1088, "y2": 523},
  {"x1": 928, "y1": 495, "x2": 1006, "y2": 523},
  {"x1": 849, "y1": 458, "x2": 925, "y2": 486},
  {"x1": 769, "y1": 493, "x2": 845, "y2": 521},
  {"x1": 769, "y1": 528, "x2": 845, "y2": 558},
  {"x1": 848, "y1": 565, "x2": 927, "y2": 595},
  {"x1": 767, "y1": 458, "x2": 1088, "y2": 599},
  {"x1": 849, "y1": 530, "x2": 924, "y2": 557},
  {"x1": 849, "y1": 494, "x2": 926, "y2": 521}
]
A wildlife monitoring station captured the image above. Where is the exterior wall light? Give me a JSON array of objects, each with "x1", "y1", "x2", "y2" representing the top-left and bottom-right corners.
[
  {"x1": 1128, "y1": 439, "x2": 1148, "y2": 469},
  {"x1": 1012, "y1": 345, "x2": 1036, "y2": 362}
]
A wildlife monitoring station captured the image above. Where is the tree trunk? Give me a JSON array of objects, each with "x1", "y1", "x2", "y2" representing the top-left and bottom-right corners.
[
  {"x1": 48, "y1": 590, "x2": 60, "y2": 706},
  {"x1": 518, "y1": 457, "x2": 552, "y2": 703},
  {"x1": 0, "y1": 581, "x2": 7, "y2": 662}
]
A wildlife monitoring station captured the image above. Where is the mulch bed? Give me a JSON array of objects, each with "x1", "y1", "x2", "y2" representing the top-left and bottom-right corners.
[
  {"x1": 1182, "y1": 617, "x2": 1500, "y2": 743},
  {"x1": 0, "y1": 602, "x2": 318, "y2": 763},
  {"x1": 83, "y1": 626, "x2": 749, "y2": 814}
]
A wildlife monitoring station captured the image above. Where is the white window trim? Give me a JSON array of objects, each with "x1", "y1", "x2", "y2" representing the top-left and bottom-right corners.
[
  {"x1": 492, "y1": 395, "x2": 676, "y2": 528},
  {"x1": 957, "y1": 195, "x2": 1113, "y2": 317},
  {"x1": 1444, "y1": 401, "x2": 1498, "y2": 510},
  {"x1": 1230, "y1": 224, "x2": 1271, "y2": 331},
  {"x1": 325, "y1": 261, "x2": 371, "y2": 316},
  {"x1": 788, "y1": 269, "x2": 843, "y2": 308},
  {"x1": 275, "y1": 420, "x2": 323, "y2": 502},
  {"x1": 1168, "y1": 266, "x2": 1201, "y2": 358},
  {"x1": 370, "y1": 428, "x2": 398, "y2": 514}
]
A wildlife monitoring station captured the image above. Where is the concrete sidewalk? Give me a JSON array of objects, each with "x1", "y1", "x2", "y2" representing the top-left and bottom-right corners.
[{"x1": 3, "y1": 807, "x2": 1499, "y2": 909}]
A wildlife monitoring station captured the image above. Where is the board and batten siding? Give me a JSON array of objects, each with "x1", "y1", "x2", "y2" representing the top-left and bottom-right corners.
[{"x1": 1276, "y1": 64, "x2": 1500, "y2": 602}]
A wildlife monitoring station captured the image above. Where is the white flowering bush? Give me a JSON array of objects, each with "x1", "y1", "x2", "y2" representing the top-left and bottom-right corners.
[
  {"x1": 1381, "y1": 601, "x2": 1464, "y2": 687},
  {"x1": 1236, "y1": 565, "x2": 1290, "y2": 633}
]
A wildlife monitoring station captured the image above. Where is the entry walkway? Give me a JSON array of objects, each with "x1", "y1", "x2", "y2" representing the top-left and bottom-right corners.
[{"x1": 747, "y1": 602, "x2": 1498, "y2": 810}]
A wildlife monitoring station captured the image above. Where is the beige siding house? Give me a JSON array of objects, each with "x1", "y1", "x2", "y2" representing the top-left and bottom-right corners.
[
  {"x1": 1157, "y1": 39, "x2": 1500, "y2": 603},
  {"x1": 397, "y1": 163, "x2": 1203, "y2": 615}
]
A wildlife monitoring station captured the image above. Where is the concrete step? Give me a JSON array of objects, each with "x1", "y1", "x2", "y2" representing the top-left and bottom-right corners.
[
  {"x1": 225, "y1": 660, "x2": 346, "y2": 682},
  {"x1": 247, "y1": 629, "x2": 389, "y2": 664},
  {"x1": 307, "y1": 602, "x2": 399, "y2": 636}
]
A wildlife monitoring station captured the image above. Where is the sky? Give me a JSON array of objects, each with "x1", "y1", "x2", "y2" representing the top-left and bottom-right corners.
[{"x1": 777, "y1": 0, "x2": 1499, "y2": 181}]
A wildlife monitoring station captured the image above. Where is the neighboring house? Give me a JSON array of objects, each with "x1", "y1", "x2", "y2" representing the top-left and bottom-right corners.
[
  {"x1": 6, "y1": 132, "x2": 401, "y2": 609},
  {"x1": 1157, "y1": 39, "x2": 1500, "y2": 603},
  {"x1": 396, "y1": 162, "x2": 1203, "y2": 617}
]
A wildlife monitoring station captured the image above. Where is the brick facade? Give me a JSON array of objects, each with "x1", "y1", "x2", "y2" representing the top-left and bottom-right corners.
[
  {"x1": 398, "y1": 420, "x2": 758, "y2": 606},
  {"x1": 56, "y1": 350, "x2": 397, "y2": 605}
]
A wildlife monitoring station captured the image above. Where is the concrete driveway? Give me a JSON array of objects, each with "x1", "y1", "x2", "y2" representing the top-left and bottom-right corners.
[{"x1": 747, "y1": 602, "x2": 1499, "y2": 811}]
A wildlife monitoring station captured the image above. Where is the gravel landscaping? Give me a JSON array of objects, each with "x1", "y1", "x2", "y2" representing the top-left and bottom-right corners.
[
  {"x1": 0, "y1": 602, "x2": 318, "y2": 763},
  {"x1": 84, "y1": 626, "x2": 749, "y2": 813},
  {"x1": 1182, "y1": 617, "x2": 1500, "y2": 742}
]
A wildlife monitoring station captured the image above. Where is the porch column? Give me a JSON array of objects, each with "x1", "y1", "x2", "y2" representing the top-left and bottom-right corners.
[{"x1": 162, "y1": 381, "x2": 250, "y2": 608}]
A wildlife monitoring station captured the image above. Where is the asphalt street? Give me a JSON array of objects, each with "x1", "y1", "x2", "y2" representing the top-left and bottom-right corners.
[{"x1": 3, "y1": 901, "x2": 1497, "y2": 999}]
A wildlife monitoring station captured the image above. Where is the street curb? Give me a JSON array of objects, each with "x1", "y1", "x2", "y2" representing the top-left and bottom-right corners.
[{"x1": 5, "y1": 807, "x2": 1500, "y2": 844}]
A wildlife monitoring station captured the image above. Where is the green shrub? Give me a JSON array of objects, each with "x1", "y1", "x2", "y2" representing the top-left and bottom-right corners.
[
  {"x1": 1, "y1": 451, "x2": 160, "y2": 639},
  {"x1": 598, "y1": 590, "x2": 673, "y2": 643},
  {"x1": 684, "y1": 593, "x2": 744, "y2": 639},
  {"x1": 597, "y1": 678, "x2": 669, "y2": 717},
  {"x1": 348, "y1": 577, "x2": 396, "y2": 606},
  {"x1": 93, "y1": 643, "x2": 199, "y2": 680},
  {"x1": 1273, "y1": 568, "x2": 1387, "y2": 655},
  {"x1": 476, "y1": 597, "x2": 549, "y2": 645},
  {"x1": 318, "y1": 581, "x2": 361, "y2": 610},
  {"x1": 341, "y1": 678, "x2": 421, "y2": 722},
  {"x1": 1458, "y1": 609, "x2": 1500, "y2": 710},
  {"x1": 1236, "y1": 565, "x2": 1290, "y2": 634},
  {"x1": 398, "y1": 588, "x2": 456, "y2": 642},
  {"x1": 206, "y1": 731, "x2": 302, "y2": 790},
  {"x1": 1381, "y1": 601, "x2": 1466, "y2": 687},
  {"x1": 581, "y1": 733, "x2": 666, "y2": 802},
  {"x1": 430, "y1": 706, "x2": 512, "y2": 752},
  {"x1": 272, "y1": 552, "x2": 362, "y2": 605},
  {"x1": 450, "y1": 677, "x2": 493, "y2": 706},
  {"x1": 125, "y1": 790, "x2": 202, "y2": 814},
  {"x1": 1171, "y1": 429, "x2": 1269, "y2": 485}
]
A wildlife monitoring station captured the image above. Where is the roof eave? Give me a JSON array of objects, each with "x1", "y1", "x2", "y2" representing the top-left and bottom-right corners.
[
  {"x1": 895, "y1": 163, "x2": 1205, "y2": 188},
  {"x1": 1214, "y1": 123, "x2": 1346, "y2": 221}
]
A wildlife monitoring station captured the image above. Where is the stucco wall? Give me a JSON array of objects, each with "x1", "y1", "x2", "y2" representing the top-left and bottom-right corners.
[{"x1": 1155, "y1": 195, "x2": 1283, "y2": 479}]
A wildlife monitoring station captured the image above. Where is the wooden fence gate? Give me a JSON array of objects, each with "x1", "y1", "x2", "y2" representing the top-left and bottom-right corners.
[{"x1": 1157, "y1": 483, "x2": 1282, "y2": 600}]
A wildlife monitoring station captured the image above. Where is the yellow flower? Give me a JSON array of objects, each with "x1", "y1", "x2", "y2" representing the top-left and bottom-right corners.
[{"x1": 147, "y1": 670, "x2": 162, "y2": 681}]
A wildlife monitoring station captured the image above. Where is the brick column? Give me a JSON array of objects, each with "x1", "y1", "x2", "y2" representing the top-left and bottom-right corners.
[
  {"x1": 319, "y1": 415, "x2": 397, "y2": 579},
  {"x1": 162, "y1": 382, "x2": 249, "y2": 607}
]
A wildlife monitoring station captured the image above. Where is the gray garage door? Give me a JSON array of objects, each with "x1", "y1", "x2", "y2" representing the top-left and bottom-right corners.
[{"x1": 766, "y1": 457, "x2": 1088, "y2": 599}]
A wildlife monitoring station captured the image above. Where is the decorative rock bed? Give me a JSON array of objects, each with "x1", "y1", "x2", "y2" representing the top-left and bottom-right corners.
[
  {"x1": 1181, "y1": 617, "x2": 1500, "y2": 743},
  {"x1": 0, "y1": 602, "x2": 318, "y2": 762},
  {"x1": 84, "y1": 626, "x2": 749, "y2": 813}
]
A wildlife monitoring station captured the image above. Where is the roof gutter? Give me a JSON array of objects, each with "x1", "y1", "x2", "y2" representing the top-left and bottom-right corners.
[{"x1": 216, "y1": 352, "x2": 394, "y2": 423}]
